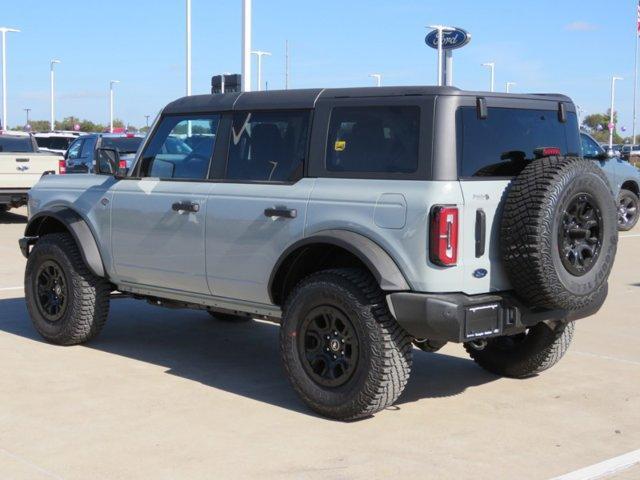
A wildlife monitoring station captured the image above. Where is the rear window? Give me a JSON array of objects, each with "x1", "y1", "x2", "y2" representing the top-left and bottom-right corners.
[
  {"x1": 102, "y1": 137, "x2": 144, "y2": 154},
  {"x1": 35, "y1": 137, "x2": 74, "y2": 150},
  {"x1": 0, "y1": 136, "x2": 34, "y2": 153},
  {"x1": 458, "y1": 107, "x2": 580, "y2": 177},
  {"x1": 326, "y1": 106, "x2": 419, "y2": 173}
]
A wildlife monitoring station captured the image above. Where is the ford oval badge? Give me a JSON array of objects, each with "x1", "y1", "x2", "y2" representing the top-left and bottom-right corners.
[
  {"x1": 425, "y1": 27, "x2": 471, "y2": 51},
  {"x1": 473, "y1": 268, "x2": 488, "y2": 279}
]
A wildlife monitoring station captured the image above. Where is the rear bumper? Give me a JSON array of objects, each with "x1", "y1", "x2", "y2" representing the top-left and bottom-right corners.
[
  {"x1": 0, "y1": 188, "x2": 28, "y2": 207},
  {"x1": 387, "y1": 286, "x2": 607, "y2": 343}
]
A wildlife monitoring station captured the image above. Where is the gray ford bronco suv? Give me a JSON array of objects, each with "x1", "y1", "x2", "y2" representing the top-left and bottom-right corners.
[{"x1": 20, "y1": 87, "x2": 618, "y2": 420}]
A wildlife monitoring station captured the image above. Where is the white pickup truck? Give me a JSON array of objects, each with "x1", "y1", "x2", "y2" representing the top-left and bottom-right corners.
[{"x1": 0, "y1": 132, "x2": 63, "y2": 212}]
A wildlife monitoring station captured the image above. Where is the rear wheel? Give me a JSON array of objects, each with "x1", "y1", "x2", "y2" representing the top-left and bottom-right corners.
[
  {"x1": 464, "y1": 321, "x2": 575, "y2": 378},
  {"x1": 280, "y1": 268, "x2": 412, "y2": 420},
  {"x1": 617, "y1": 189, "x2": 639, "y2": 231},
  {"x1": 25, "y1": 233, "x2": 111, "y2": 345}
]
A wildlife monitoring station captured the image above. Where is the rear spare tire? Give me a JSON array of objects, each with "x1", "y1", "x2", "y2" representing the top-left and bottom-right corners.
[{"x1": 501, "y1": 156, "x2": 617, "y2": 311}]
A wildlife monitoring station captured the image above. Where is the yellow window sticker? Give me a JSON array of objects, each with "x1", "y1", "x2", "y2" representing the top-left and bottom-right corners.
[{"x1": 334, "y1": 140, "x2": 346, "y2": 152}]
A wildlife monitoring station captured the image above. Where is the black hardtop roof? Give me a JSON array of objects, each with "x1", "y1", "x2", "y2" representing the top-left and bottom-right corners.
[{"x1": 162, "y1": 86, "x2": 573, "y2": 114}]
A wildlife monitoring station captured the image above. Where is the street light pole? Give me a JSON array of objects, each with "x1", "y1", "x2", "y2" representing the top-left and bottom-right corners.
[
  {"x1": 285, "y1": 40, "x2": 290, "y2": 90},
  {"x1": 186, "y1": 0, "x2": 192, "y2": 96},
  {"x1": 251, "y1": 50, "x2": 271, "y2": 91},
  {"x1": 505, "y1": 82, "x2": 516, "y2": 93},
  {"x1": 481, "y1": 62, "x2": 495, "y2": 92},
  {"x1": 0, "y1": 27, "x2": 20, "y2": 129},
  {"x1": 427, "y1": 25, "x2": 454, "y2": 86},
  {"x1": 145, "y1": 115, "x2": 150, "y2": 128},
  {"x1": 369, "y1": 73, "x2": 382, "y2": 87},
  {"x1": 109, "y1": 80, "x2": 120, "y2": 133},
  {"x1": 50, "y1": 59, "x2": 61, "y2": 131},
  {"x1": 24, "y1": 108, "x2": 30, "y2": 127},
  {"x1": 610, "y1": 76, "x2": 623, "y2": 149},
  {"x1": 241, "y1": 0, "x2": 252, "y2": 92}
]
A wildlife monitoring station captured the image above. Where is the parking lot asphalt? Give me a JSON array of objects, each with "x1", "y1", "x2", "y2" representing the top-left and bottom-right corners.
[{"x1": 0, "y1": 206, "x2": 638, "y2": 480}]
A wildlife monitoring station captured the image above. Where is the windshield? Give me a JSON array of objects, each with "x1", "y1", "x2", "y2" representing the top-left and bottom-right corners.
[
  {"x1": 0, "y1": 136, "x2": 34, "y2": 153},
  {"x1": 102, "y1": 137, "x2": 144, "y2": 154}
]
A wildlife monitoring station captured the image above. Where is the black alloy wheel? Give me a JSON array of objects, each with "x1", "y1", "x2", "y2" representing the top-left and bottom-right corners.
[
  {"x1": 35, "y1": 260, "x2": 69, "y2": 322},
  {"x1": 298, "y1": 305, "x2": 359, "y2": 388},
  {"x1": 559, "y1": 193, "x2": 603, "y2": 277}
]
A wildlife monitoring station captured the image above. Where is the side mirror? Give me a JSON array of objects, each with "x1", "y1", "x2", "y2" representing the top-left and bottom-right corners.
[
  {"x1": 95, "y1": 147, "x2": 127, "y2": 177},
  {"x1": 606, "y1": 149, "x2": 615, "y2": 159}
]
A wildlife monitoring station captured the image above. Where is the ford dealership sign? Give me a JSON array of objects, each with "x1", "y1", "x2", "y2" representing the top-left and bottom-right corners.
[{"x1": 425, "y1": 28, "x2": 471, "y2": 50}]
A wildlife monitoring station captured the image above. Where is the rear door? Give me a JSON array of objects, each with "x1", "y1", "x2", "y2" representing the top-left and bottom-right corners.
[
  {"x1": 110, "y1": 114, "x2": 220, "y2": 294},
  {"x1": 205, "y1": 110, "x2": 314, "y2": 304},
  {"x1": 456, "y1": 101, "x2": 581, "y2": 293}
]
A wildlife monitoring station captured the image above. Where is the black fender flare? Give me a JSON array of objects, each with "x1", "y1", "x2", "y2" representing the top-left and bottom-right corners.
[
  {"x1": 269, "y1": 229, "x2": 410, "y2": 302},
  {"x1": 24, "y1": 207, "x2": 106, "y2": 278}
]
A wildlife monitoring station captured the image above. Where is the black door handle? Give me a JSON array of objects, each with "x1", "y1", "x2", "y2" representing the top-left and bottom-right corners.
[
  {"x1": 172, "y1": 201, "x2": 200, "y2": 213},
  {"x1": 264, "y1": 207, "x2": 297, "y2": 219}
]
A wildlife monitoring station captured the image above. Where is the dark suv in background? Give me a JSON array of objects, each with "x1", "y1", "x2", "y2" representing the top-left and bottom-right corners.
[{"x1": 65, "y1": 133, "x2": 144, "y2": 174}]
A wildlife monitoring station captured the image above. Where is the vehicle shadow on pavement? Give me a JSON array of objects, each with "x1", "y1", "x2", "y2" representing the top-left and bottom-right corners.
[
  {"x1": 0, "y1": 296, "x2": 498, "y2": 417},
  {"x1": 0, "y1": 211, "x2": 27, "y2": 224}
]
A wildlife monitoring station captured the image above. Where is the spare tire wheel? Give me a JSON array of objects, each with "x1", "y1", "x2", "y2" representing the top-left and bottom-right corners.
[{"x1": 501, "y1": 156, "x2": 617, "y2": 311}]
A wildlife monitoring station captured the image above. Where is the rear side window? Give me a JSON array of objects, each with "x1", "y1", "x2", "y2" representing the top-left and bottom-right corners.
[
  {"x1": 326, "y1": 106, "x2": 419, "y2": 173},
  {"x1": 226, "y1": 110, "x2": 310, "y2": 183},
  {"x1": 458, "y1": 107, "x2": 580, "y2": 177}
]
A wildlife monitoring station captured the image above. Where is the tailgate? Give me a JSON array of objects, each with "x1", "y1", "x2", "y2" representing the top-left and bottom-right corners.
[{"x1": 0, "y1": 153, "x2": 60, "y2": 189}]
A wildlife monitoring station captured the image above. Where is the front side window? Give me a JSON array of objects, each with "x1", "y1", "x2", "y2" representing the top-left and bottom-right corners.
[
  {"x1": 458, "y1": 107, "x2": 581, "y2": 177},
  {"x1": 326, "y1": 106, "x2": 420, "y2": 174},
  {"x1": 226, "y1": 110, "x2": 310, "y2": 183},
  {"x1": 139, "y1": 115, "x2": 219, "y2": 180},
  {"x1": 66, "y1": 139, "x2": 84, "y2": 159},
  {"x1": 580, "y1": 133, "x2": 604, "y2": 159}
]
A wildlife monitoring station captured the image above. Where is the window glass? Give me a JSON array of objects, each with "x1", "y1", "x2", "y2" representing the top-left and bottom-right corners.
[
  {"x1": 326, "y1": 106, "x2": 419, "y2": 173},
  {"x1": 80, "y1": 136, "x2": 97, "y2": 158},
  {"x1": 66, "y1": 139, "x2": 83, "y2": 159},
  {"x1": 458, "y1": 107, "x2": 580, "y2": 177},
  {"x1": 580, "y1": 133, "x2": 603, "y2": 159},
  {"x1": 0, "y1": 136, "x2": 35, "y2": 153},
  {"x1": 139, "y1": 115, "x2": 219, "y2": 180},
  {"x1": 226, "y1": 110, "x2": 310, "y2": 182},
  {"x1": 102, "y1": 136, "x2": 144, "y2": 154}
]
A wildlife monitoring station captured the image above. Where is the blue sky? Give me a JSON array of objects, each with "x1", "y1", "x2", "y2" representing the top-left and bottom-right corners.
[{"x1": 2, "y1": 0, "x2": 638, "y2": 130}]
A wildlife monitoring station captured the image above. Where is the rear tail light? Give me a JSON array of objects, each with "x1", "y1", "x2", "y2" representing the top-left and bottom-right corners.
[
  {"x1": 118, "y1": 160, "x2": 127, "y2": 170},
  {"x1": 429, "y1": 206, "x2": 459, "y2": 266},
  {"x1": 534, "y1": 146, "x2": 561, "y2": 158},
  {"x1": 58, "y1": 159, "x2": 66, "y2": 175}
]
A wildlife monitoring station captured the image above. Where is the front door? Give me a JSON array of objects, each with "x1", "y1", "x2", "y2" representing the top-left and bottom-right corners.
[
  {"x1": 206, "y1": 109, "x2": 314, "y2": 304},
  {"x1": 110, "y1": 114, "x2": 221, "y2": 295}
]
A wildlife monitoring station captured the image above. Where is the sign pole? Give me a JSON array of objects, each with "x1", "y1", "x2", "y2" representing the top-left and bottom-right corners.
[
  {"x1": 444, "y1": 50, "x2": 453, "y2": 86},
  {"x1": 633, "y1": 25, "x2": 639, "y2": 144}
]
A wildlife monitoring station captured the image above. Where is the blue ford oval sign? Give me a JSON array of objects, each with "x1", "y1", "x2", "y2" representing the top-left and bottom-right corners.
[
  {"x1": 425, "y1": 28, "x2": 471, "y2": 50},
  {"x1": 473, "y1": 268, "x2": 488, "y2": 279}
]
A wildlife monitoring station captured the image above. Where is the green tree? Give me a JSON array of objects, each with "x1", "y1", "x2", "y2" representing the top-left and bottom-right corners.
[{"x1": 582, "y1": 110, "x2": 623, "y2": 143}]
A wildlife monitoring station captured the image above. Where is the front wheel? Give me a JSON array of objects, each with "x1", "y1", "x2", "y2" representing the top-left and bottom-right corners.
[
  {"x1": 25, "y1": 233, "x2": 111, "y2": 345},
  {"x1": 280, "y1": 268, "x2": 412, "y2": 420},
  {"x1": 464, "y1": 321, "x2": 575, "y2": 378},
  {"x1": 617, "y1": 189, "x2": 639, "y2": 231}
]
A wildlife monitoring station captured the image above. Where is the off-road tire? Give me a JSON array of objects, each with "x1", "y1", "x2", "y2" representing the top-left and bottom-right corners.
[
  {"x1": 617, "y1": 189, "x2": 639, "y2": 231},
  {"x1": 501, "y1": 156, "x2": 617, "y2": 311},
  {"x1": 25, "y1": 233, "x2": 111, "y2": 345},
  {"x1": 280, "y1": 268, "x2": 412, "y2": 420},
  {"x1": 207, "y1": 311, "x2": 250, "y2": 322},
  {"x1": 464, "y1": 321, "x2": 575, "y2": 378}
]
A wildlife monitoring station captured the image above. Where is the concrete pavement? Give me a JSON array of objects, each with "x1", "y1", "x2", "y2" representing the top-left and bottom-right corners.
[{"x1": 0, "y1": 207, "x2": 638, "y2": 480}]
